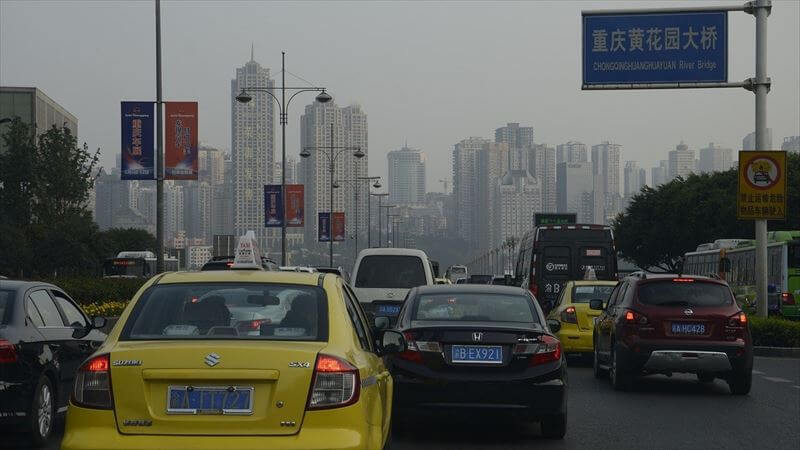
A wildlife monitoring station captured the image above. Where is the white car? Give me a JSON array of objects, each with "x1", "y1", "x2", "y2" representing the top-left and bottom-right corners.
[{"x1": 350, "y1": 248, "x2": 435, "y2": 321}]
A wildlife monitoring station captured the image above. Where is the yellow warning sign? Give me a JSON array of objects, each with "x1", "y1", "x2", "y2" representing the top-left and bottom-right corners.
[{"x1": 737, "y1": 151, "x2": 787, "y2": 220}]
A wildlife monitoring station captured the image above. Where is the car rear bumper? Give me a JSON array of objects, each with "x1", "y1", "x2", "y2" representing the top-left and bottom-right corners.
[
  {"x1": 617, "y1": 338, "x2": 752, "y2": 375},
  {"x1": 61, "y1": 405, "x2": 377, "y2": 450},
  {"x1": 556, "y1": 327, "x2": 593, "y2": 353},
  {"x1": 393, "y1": 374, "x2": 566, "y2": 418},
  {"x1": 0, "y1": 381, "x2": 32, "y2": 425}
]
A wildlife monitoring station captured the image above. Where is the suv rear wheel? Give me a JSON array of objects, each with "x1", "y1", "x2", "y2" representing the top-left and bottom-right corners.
[
  {"x1": 609, "y1": 345, "x2": 632, "y2": 391},
  {"x1": 727, "y1": 369, "x2": 752, "y2": 395},
  {"x1": 593, "y1": 341, "x2": 606, "y2": 379}
]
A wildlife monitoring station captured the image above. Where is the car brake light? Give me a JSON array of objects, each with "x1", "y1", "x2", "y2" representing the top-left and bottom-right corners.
[
  {"x1": 529, "y1": 335, "x2": 562, "y2": 366},
  {"x1": 0, "y1": 339, "x2": 18, "y2": 363},
  {"x1": 307, "y1": 354, "x2": 359, "y2": 410},
  {"x1": 226, "y1": 262, "x2": 234, "y2": 267},
  {"x1": 727, "y1": 312, "x2": 747, "y2": 327},
  {"x1": 560, "y1": 306, "x2": 578, "y2": 324},
  {"x1": 782, "y1": 292, "x2": 795, "y2": 305},
  {"x1": 624, "y1": 309, "x2": 649, "y2": 325},
  {"x1": 672, "y1": 278, "x2": 695, "y2": 282},
  {"x1": 397, "y1": 331, "x2": 424, "y2": 363},
  {"x1": 531, "y1": 282, "x2": 538, "y2": 297},
  {"x1": 73, "y1": 354, "x2": 113, "y2": 409}
]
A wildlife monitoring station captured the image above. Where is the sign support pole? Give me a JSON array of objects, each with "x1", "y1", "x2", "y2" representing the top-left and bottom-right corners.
[
  {"x1": 750, "y1": 0, "x2": 772, "y2": 318},
  {"x1": 155, "y1": 0, "x2": 164, "y2": 273}
]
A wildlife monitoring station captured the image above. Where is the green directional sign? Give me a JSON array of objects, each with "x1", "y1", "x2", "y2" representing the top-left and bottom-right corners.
[{"x1": 535, "y1": 213, "x2": 577, "y2": 226}]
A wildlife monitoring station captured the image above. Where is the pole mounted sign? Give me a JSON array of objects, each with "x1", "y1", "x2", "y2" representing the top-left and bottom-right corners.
[
  {"x1": 583, "y1": 10, "x2": 728, "y2": 87},
  {"x1": 737, "y1": 151, "x2": 787, "y2": 220}
]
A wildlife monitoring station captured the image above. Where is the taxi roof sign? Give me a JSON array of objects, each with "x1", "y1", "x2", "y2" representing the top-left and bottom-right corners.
[{"x1": 231, "y1": 230, "x2": 264, "y2": 270}]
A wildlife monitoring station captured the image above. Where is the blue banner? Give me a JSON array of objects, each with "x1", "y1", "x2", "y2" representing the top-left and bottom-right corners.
[
  {"x1": 582, "y1": 11, "x2": 727, "y2": 85},
  {"x1": 318, "y1": 213, "x2": 331, "y2": 242},
  {"x1": 264, "y1": 185, "x2": 283, "y2": 227},
  {"x1": 120, "y1": 102, "x2": 155, "y2": 180}
]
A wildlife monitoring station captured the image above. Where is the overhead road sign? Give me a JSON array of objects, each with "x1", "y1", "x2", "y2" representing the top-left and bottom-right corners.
[
  {"x1": 582, "y1": 9, "x2": 728, "y2": 88},
  {"x1": 737, "y1": 151, "x2": 787, "y2": 220}
]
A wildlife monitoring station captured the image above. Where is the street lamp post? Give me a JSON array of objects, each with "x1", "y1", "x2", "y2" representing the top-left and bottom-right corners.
[
  {"x1": 370, "y1": 193, "x2": 388, "y2": 247},
  {"x1": 388, "y1": 214, "x2": 401, "y2": 248},
  {"x1": 336, "y1": 176, "x2": 381, "y2": 259},
  {"x1": 378, "y1": 204, "x2": 396, "y2": 247},
  {"x1": 235, "y1": 51, "x2": 332, "y2": 266},
  {"x1": 300, "y1": 123, "x2": 363, "y2": 267}
]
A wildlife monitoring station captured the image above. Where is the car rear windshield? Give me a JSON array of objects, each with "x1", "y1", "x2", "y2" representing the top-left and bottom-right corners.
[
  {"x1": 0, "y1": 290, "x2": 13, "y2": 324},
  {"x1": 121, "y1": 283, "x2": 328, "y2": 341},
  {"x1": 412, "y1": 293, "x2": 538, "y2": 323},
  {"x1": 637, "y1": 280, "x2": 733, "y2": 307},
  {"x1": 572, "y1": 284, "x2": 615, "y2": 303},
  {"x1": 355, "y1": 255, "x2": 426, "y2": 288}
]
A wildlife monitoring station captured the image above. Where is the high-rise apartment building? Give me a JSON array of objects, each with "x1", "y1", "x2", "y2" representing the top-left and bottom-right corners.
[
  {"x1": 213, "y1": 155, "x2": 234, "y2": 237},
  {"x1": 165, "y1": 182, "x2": 185, "y2": 244},
  {"x1": 299, "y1": 102, "x2": 368, "y2": 244},
  {"x1": 387, "y1": 146, "x2": 426, "y2": 206},
  {"x1": 668, "y1": 142, "x2": 695, "y2": 180},
  {"x1": 623, "y1": 161, "x2": 646, "y2": 197},
  {"x1": 698, "y1": 143, "x2": 733, "y2": 174},
  {"x1": 0, "y1": 86, "x2": 78, "y2": 155},
  {"x1": 743, "y1": 129, "x2": 773, "y2": 150},
  {"x1": 529, "y1": 144, "x2": 556, "y2": 213},
  {"x1": 495, "y1": 123, "x2": 534, "y2": 151},
  {"x1": 556, "y1": 141, "x2": 588, "y2": 165},
  {"x1": 591, "y1": 141, "x2": 621, "y2": 222},
  {"x1": 492, "y1": 170, "x2": 540, "y2": 251},
  {"x1": 651, "y1": 160, "x2": 668, "y2": 187},
  {"x1": 477, "y1": 142, "x2": 509, "y2": 251},
  {"x1": 452, "y1": 137, "x2": 488, "y2": 250},
  {"x1": 231, "y1": 53, "x2": 275, "y2": 251},
  {"x1": 781, "y1": 136, "x2": 800, "y2": 153},
  {"x1": 557, "y1": 162, "x2": 593, "y2": 223}
]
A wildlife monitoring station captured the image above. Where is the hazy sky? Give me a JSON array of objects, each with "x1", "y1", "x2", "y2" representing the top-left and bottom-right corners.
[{"x1": 2, "y1": 0, "x2": 798, "y2": 190}]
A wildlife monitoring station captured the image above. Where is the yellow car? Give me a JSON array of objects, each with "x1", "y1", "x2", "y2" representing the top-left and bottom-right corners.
[
  {"x1": 547, "y1": 280, "x2": 617, "y2": 354},
  {"x1": 434, "y1": 278, "x2": 452, "y2": 285},
  {"x1": 62, "y1": 269, "x2": 395, "y2": 450}
]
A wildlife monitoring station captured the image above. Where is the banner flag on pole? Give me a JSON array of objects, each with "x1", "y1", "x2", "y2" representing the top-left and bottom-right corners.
[
  {"x1": 318, "y1": 213, "x2": 331, "y2": 242},
  {"x1": 164, "y1": 101, "x2": 198, "y2": 180},
  {"x1": 332, "y1": 212, "x2": 345, "y2": 242},
  {"x1": 285, "y1": 185, "x2": 305, "y2": 227},
  {"x1": 264, "y1": 185, "x2": 284, "y2": 227},
  {"x1": 120, "y1": 101, "x2": 155, "y2": 180}
]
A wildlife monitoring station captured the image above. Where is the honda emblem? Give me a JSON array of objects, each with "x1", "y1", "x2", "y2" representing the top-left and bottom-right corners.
[{"x1": 472, "y1": 332, "x2": 483, "y2": 342}]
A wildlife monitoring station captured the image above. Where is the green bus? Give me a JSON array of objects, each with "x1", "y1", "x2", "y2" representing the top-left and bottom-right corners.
[{"x1": 684, "y1": 231, "x2": 800, "y2": 319}]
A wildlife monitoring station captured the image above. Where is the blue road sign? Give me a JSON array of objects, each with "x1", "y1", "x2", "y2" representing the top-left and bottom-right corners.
[{"x1": 582, "y1": 11, "x2": 727, "y2": 86}]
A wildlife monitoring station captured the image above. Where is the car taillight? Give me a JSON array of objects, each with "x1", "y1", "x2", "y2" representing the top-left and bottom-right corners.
[
  {"x1": 307, "y1": 354, "x2": 359, "y2": 410},
  {"x1": 672, "y1": 278, "x2": 695, "y2": 282},
  {"x1": 782, "y1": 292, "x2": 796, "y2": 305},
  {"x1": 624, "y1": 309, "x2": 649, "y2": 325},
  {"x1": 397, "y1": 331, "x2": 424, "y2": 363},
  {"x1": 530, "y1": 282, "x2": 539, "y2": 297},
  {"x1": 0, "y1": 339, "x2": 18, "y2": 363},
  {"x1": 727, "y1": 312, "x2": 747, "y2": 327},
  {"x1": 72, "y1": 354, "x2": 113, "y2": 409},
  {"x1": 560, "y1": 306, "x2": 578, "y2": 324},
  {"x1": 529, "y1": 335, "x2": 562, "y2": 366}
]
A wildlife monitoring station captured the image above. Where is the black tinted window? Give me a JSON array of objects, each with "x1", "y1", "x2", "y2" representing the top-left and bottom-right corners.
[
  {"x1": 52, "y1": 291, "x2": 87, "y2": 328},
  {"x1": 355, "y1": 255, "x2": 426, "y2": 288},
  {"x1": 29, "y1": 290, "x2": 64, "y2": 327},
  {"x1": 122, "y1": 283, "x2": 327, "y2": 341},
  {"x1": 637, "y1": 281, "x2": 733, "y2": 307},
  {"x1": 413, "y1": 293, "x2": 538, "y2": 323},
  {"x1": 0, "y1": 290, "x2": 13, "y2": 324}
]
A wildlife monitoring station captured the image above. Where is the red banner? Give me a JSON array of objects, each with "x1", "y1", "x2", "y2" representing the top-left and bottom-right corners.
[
  {"x1": 165, "y1": 102, "x2": 198, "y2": 180},
  {"x1": 285, "y1": 185, "x2": 304, "y2": 227},
  {"x1": 332, "y1": 212, "x2": 345, "y2": 242}
]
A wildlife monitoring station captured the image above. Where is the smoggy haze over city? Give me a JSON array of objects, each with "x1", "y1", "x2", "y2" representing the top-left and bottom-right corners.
[{"x1": 1, "y1": 0, "x2": 798, "y2": 189}]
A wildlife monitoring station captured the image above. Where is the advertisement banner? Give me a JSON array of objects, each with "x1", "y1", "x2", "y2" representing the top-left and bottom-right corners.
[
  {"x1": 264, "y1": 185, "x2": 283, "y2": 227},
  {"x1": 165, "y1": 101, "x2": 198, "y2": 180},
  {"x1": 332, "y1": 212, "x2": 345, "y2": 242},
  {"x1": 318, "y1": 213, "x2": 331, "y2": 242},
  {"x1": 285, "y1": 185, "x2": 305, "y2": 227},
  {"x1": 120, "y1": 101, "x2": 155, "y2": 180}
]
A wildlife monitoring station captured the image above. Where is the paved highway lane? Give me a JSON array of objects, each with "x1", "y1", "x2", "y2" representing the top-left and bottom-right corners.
[{"x1": 2, "y1": 357, "x2": 797, "y2": 450}]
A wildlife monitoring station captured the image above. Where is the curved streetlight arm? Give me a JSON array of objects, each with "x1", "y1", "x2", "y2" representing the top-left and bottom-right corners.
[
  {"x1": 286, "y1": 88, "x2": 327, "y2": 110},
  {"x1": 240, "y1": 87, "x2": 282, "y2": 110}
]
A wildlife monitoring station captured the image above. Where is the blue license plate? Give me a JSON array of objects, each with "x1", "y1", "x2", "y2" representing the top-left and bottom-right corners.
[
  {"x1": 451, "y1": 345, "x2": 503, "y2": 364},
  {"x1": 671, "y1": 323, "x2": 706, "y2": 335},
  {"x1": 167, "y1": 386, "x2": 253, "y2": 414},
  {"x1": 376, "y1": 304, "x2": 401, "y2": 316}
]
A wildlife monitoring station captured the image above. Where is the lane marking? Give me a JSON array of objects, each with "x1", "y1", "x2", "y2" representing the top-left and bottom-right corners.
[
  {"x1": 792, "y1": 386, "x2": 800, "y2": 390},
  {"x1": 752, "y1": 370, "x2": 765, "y2": 375},
  {"x1": 762, "y1": 376, "x2": 792, "y2": 383}
]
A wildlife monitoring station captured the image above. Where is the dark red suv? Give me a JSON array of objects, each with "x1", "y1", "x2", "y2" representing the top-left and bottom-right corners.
[{"x1": 591, "y1": 273, "x2": 752, "y2": 394}]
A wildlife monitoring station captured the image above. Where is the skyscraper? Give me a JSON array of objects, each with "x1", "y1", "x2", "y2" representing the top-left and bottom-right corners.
[
  {"x1": 452, "y1": 137, "x2": 488, "y2": 250},
  {"x1": 556, "y1": 141, "x2": 588, "y2": 165},
  {"x1": 387, "y1": 146, "x2": 426, "y2": 206},
  {"x1": 477, "y1": 142, "x2": 509, "y2": 250},
  {"x1": 231, "y1": 52, "x2": 275, "y2": 250},
  {"x1": 698, "y1": 142, "x2": 733, "y2": 173},
  {"x1": 557, "y1": 162, "x2": 593, "y2": 222},
  {"x1": 623, "y1": 160, "x2": 645, "y2": 197},
  {"x1": 529, "y1": 144, "x2": 556, "y2": 213},
  {"x1": 591, "y1": 141, "x2": 621, "y2": 222},
  {"x1": 668, "y1": 142, "x2": 695, "y2": 180},
  {"x1": 651, "y1": 160, "x2": 668, "y2": 187},
  {"x1": 300, "y1": 101, "x2": 368, "y2": 244},
  {"x1": 495, "y1": 123, "x2": 534, "y2": 151},
  {"x1": 492, "y1": 170, "x2": 540, "y2": 250}
]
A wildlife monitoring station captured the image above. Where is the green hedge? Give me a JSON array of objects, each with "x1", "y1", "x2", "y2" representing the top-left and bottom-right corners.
[
  {"x1": 43, "y1": 277, "x2": 147, "y2": 305},
  {"x1": 750, "y1": 316, "x2": 800, "y2": 348}
]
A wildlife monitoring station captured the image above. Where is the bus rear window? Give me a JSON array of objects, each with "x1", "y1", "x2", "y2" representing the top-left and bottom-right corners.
[{"x1": 538, "y1": 229, "x2": 612, "y2": 242}]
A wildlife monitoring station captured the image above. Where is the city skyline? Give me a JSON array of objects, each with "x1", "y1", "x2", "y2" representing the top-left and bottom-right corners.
[{"x1": 1, "y1": 1, "x2": 798, "y2": 189}]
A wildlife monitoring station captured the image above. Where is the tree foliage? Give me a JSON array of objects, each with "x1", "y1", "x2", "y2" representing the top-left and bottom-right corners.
[
  {"x1": 98, "y1": 228, "x2": 158, "y2": 258},
  {"x1": 613, "y1": 153, "x2": 799, "y2": 272},
  {"x1": 0, "y1": 119, "x2": 102, "y2": 277}
]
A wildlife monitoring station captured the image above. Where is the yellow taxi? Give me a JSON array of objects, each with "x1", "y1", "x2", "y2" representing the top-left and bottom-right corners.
[
  {"x1": 546, "y1": 280, "x2": 617, "y2": 354},
  {"x1": 62, "y1": 233, "x2": 396, "y2": 450}
]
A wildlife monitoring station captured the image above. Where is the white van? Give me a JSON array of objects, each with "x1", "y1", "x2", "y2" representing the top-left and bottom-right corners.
[{"x1": 350, "y1": 248, "x2": 435, "y2": 319}]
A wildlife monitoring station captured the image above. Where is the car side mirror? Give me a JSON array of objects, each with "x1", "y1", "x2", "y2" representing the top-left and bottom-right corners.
[
  {"x1": 92, "y1": 316, "x2": 107, "y2": 330},
  {"x1": 373, "y1": 316, "x2": 391, "y2": 331},
  {"x1": 589, "y1": 299, "x2": 605, "y2": 311},
  {"x1": 379, "y1": 330, "x2": 406, "y2": 355},
  {"x1": 546, "y1": 319, "x2": 561, "y2": 333}
]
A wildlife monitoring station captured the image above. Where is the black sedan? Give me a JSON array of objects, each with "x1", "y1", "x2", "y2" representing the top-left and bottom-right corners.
[
  {"x1": 377, "y1": 284, "x2": 567, "y2": 438},
  {"x1": 0, "y1": 280, "x2": 106, "y2": 446}
]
